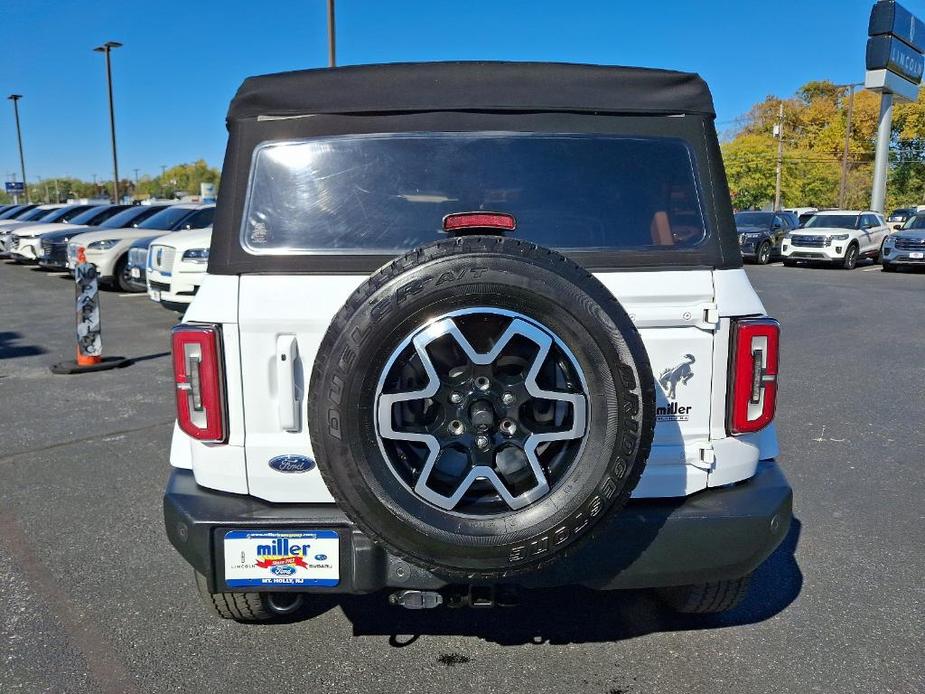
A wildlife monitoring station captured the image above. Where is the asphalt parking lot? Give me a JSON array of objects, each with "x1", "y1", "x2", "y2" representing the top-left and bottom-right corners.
[{"x1": 1, "y1": 259, "x2": 923, "y2": 694}]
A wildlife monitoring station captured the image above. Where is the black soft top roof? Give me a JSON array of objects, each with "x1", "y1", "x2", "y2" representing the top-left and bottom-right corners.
[{"x1": 227, "y1": 61, "x2": 715, "y2": 122}]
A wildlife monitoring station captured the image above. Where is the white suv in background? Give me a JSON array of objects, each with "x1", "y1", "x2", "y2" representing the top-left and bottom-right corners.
[
  {"x1": 146, "y1": 226, "x2": 212, "y2": 312},
  {"x1": 781, "y1": 210, "x2": 889, "y2": 269}
]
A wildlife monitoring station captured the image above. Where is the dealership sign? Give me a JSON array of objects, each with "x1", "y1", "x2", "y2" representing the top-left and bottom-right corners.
[
  {"x1": 866, "y1": 1, "x2": 925, "y2": 102},
  {"x1": 869, "y1": 0, "x2": 925, "y2": 52},
  {"x1": 866, "y1": 35, "x2": 925, "y2": 84},
  {"x1": 4, "y1": 181, "x2": 24, "y2": 194}
]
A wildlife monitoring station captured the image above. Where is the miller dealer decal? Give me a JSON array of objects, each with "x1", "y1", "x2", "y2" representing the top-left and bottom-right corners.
[{"x1": 657, "y1": 353, "x2": 695, "y2": 422}]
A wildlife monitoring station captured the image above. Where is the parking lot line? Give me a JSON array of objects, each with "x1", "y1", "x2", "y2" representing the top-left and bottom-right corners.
[
  {"x1": 117, "y1": 292, "x2": 148, "y2": 297},
  {"x1": 770, "y1": 262, "x2": 784, "y2": 266},
  {"x1": 860, "y1": 266, "x2": 881, "y2": 272}
]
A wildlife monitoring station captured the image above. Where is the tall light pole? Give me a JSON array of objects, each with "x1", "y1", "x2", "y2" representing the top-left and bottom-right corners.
[
  {"x1": 7, "y1": 94, "x2": 28, "y2": 203},
  {"x1": 327, "y1": 0, "x2": 336, "y2": 67},
  {"x1": 93, "y1": 41, "x2": 123, "y2": 203},
  {"x1": 773, "y1": 103, "x2": 784, "y2": 210},
  {"x1": 837, "y1": 83, "x2": 862, "y2": 209}
]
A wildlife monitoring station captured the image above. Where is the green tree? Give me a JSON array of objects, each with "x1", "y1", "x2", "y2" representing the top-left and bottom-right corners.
[{"x1": 722, "y1": 81, "x2": 925, "y2": 211}]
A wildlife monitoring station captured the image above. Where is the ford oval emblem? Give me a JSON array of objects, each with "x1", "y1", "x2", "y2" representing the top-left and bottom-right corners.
[
  {"x1": 271, "y1": 565, "x2": 297, "y2": 576},
  {"x1": 268, "y1": 454, "x2": 315, "y2": 474}
]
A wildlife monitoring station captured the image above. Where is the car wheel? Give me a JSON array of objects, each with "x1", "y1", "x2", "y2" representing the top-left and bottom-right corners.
[
  {"x1": 657, "y1": 575, "x2": 751, "y2": 614},
  {"x1": 308, "y1": 236, "x2": 656, "y2": 580},
  {"x1": 114, "y1": 255, "x2": 136, "y2": 292},
  {"x1": 841, "y1": 244, "x2": 859, "y2": 270},
  {"x1": 882, "y1": 262, "x2": 897, "y2": 273},
  {"x1": 756, "y1": 241, "x2": 772, "y2": 265},
  {"x1": 193, "y1": 571, "x2": 304, "y2": 622}
]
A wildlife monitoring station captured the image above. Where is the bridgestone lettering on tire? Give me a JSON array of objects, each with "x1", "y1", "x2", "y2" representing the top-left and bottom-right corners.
[{"x1": 308, "y1": 236, "x2": 656, "y2": 579}]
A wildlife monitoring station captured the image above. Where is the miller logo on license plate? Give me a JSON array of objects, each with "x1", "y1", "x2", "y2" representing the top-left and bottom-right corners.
[{"x1": 223, "y1": 530, "x2": 339, "y2": 588}]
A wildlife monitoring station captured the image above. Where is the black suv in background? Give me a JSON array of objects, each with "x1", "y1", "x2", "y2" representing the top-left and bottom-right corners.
[{"x1": 734, "y1": 210, "x2": 797, "y2": 264}]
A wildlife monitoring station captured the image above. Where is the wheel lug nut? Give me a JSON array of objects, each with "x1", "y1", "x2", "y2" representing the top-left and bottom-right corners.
[
  {"x1": 475, "y1": 435, "x2": 490, "y2": 450},
  {"x1": 500, "y1": 419, "x2": 517, "y2": 436},
  {"x1": 501, "y1": 392, "x2": 515, "y2": 405},
  {"x1": 449, "y1": 392, "x2": 463, "y2": 404},
  {"x1": 475, "y1": 376, "x2": 490, "y2": 391},
  {"x1": 448, "y1": 420, "x2": 464, "y2": 436}
]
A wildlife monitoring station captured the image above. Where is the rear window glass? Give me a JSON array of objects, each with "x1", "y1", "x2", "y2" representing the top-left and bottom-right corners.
[{"x1": 241, "y1": 133, "x2": 708, "y2": 255}]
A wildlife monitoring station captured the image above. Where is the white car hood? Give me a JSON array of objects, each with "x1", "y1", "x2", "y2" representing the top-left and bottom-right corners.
[
  {"x1": 0, "y1": 220, "x2": 44, "y2": 234},
  {"x1": 14, "y1": 222, "x2": 89, "y2": 238},
  {"x1": 790, "y1": 226, "x2": 855, "y2": 236},
  {"x1": 151, "y1": 226, "x2": 211, "y2": 251},
  {"x1": 69, "y1": 227, "x2": 172, "y2": 246}
]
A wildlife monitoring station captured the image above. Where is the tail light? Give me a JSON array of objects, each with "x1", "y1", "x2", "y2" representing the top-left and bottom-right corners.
[
  {"x1": 728, "y1": 318, "x2": 780, "y2": 435},
  {"x1": 171, "y1": 323, "x2": 227, "y2": 442}
]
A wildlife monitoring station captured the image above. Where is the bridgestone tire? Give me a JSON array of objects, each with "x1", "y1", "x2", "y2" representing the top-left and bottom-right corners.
[
  {"x1": 194, "y1": 571, "x2": 274, "y2": 622},
  {"x1": 657, "y1": 575, "x2": 751, "y2": 614},
  {"x1": 308, "y1": 236, "x2": 655, "y2": 579}
]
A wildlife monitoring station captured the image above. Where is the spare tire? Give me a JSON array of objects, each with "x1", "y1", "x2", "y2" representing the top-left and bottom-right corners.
[{"x1": 308, "y1": 236, "x2": 655, "y2": 579}]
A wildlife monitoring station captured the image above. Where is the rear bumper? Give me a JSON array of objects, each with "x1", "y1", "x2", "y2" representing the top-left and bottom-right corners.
[{"x1": 165, "y1": 461, "x2": 792, "y2": 594}]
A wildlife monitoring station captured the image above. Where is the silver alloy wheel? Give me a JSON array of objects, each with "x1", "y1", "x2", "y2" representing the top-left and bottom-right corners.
[
  {"x1": 375, "y1": 308, "x2": 588, "y2": 514},
  {"x1": 758, "y1": 242, "x2": 771, "y2": 264}
]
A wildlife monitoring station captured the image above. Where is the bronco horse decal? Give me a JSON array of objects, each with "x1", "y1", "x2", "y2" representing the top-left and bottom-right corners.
[{"x1": 658, "y1": 353, "x2": 695, "y2": 400}]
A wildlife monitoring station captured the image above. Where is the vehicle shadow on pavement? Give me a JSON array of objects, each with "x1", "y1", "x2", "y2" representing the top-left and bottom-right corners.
[
  {"x1": 326, "y1": 518, "x2": 803, "y2": 645},
  {"x1": 0, "y1": 331, "x2": 47, "y2": 359}
]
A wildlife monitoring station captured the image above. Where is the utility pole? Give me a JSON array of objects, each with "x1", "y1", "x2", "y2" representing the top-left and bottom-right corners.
[
  {"x1": 133, "y1": 168, "x2": 139, "y2": 184},
  {"x1": 7, "y1": 94, "x2": 28, "y2": 203},
  {"x1": 838, "y1": 84, "x2": 858, "y2": 208},
  {"x1": 54, "y1": 178, "x2": 60, "y2": 202},
  {"x1": 773, "y1": 102, "x2": 784, "y2": 210},
  {"x1": 93, "y1": 41, "x2": 123, "y2": 203},
  {"x1": 327, "y1": 0, "x2": 336, "y2": 67}
]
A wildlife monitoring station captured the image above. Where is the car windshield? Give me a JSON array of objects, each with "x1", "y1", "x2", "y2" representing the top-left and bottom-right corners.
[
  {"x1": 889, "y1": 209, "x2": 912, "y2": 218},
  {"x1": 100, "y1": 205, "x2": 164, "y2": 229},
  {"x1": 803, "y1": 214, "x2": 858, "y2": 229},
  {"x1": 734, "y1": 212, "x2": 773, "y2": 226},
  {"x1": 901, "y1": 215, "x2": 925, "y2": 230},
  {"x1": 21, "y1": 207, "x2": 59, "y2": 221},
  {"x1": 41, "y1": 207, "x2": 83, "y2": 223},
  {"x1": 241, "y1": 132, "x2": 708, "y2": 254},
  {"x1": 68, "y1": 206, "x2": 126, "y2": 226},
  {"x1": 136, "y1": 207, "x2": 194, "y2": 230},
  {"x1": 0, "y1": 205, "x2": 35, "y2": 219}
]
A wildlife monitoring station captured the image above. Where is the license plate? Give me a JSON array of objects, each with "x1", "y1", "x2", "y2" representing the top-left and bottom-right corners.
[
  {"x1": 130, "y1": 267, "x2": 141, "y2": 279},
  {"x1": 223, "y1": 530, "x2": 339, "y2": 588},
  {"x1": 148, "y1": 289, "x2": 161, "y2": 302},
  {"x1": 910, "y1": 252, "x2": 924, "y2": 259}
]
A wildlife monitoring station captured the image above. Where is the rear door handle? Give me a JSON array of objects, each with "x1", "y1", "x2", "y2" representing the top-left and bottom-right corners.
[{"x1": 276, "y1": 334, "x2": 300, "y2": 432}]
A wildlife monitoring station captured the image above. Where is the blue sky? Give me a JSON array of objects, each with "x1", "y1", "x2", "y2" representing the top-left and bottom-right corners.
[{"x1": 0, "y1": 0, "x2": 914, "y2": 182}]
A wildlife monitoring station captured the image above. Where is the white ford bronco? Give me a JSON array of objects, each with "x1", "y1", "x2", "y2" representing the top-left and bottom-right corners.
[{"x1": 163, "y1": 62, "x2": 791, "y2": 621}]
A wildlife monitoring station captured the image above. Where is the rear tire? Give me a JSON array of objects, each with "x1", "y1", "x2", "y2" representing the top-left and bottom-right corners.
[
  {"x1": 657, "y1": 575, "x2": 751, "y2": 614},
  {"x1": 194, "y1": 571, "x2": 304, "y2": 622},
  {"x1": 308, "y1": 236, "x2": 655, "y2": 580}
]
